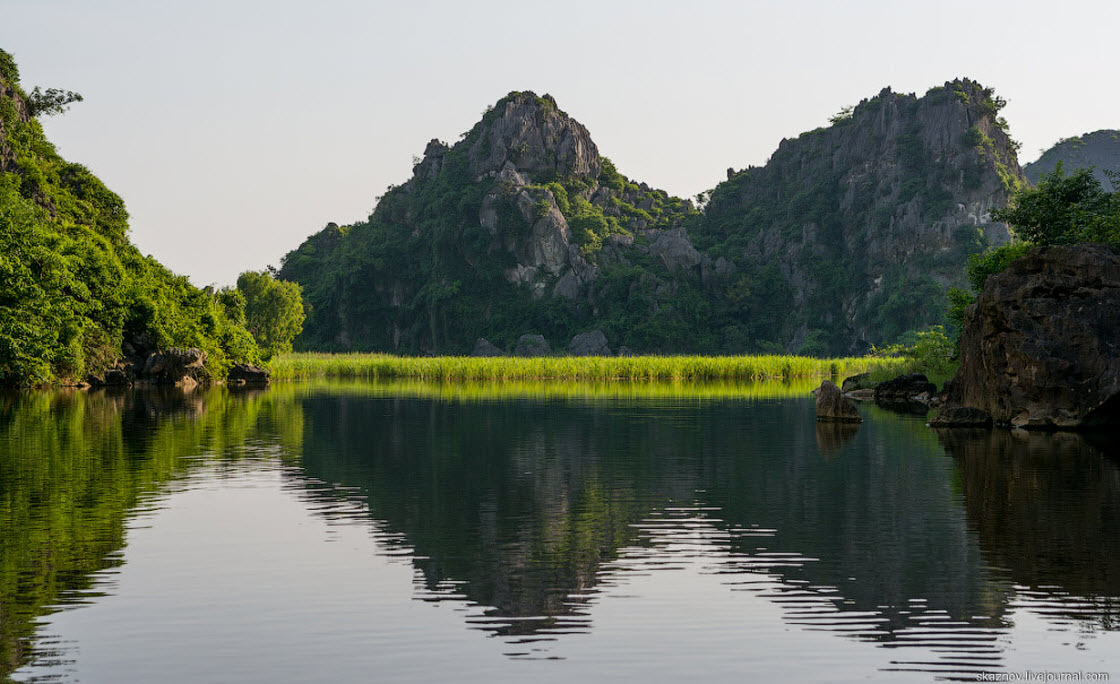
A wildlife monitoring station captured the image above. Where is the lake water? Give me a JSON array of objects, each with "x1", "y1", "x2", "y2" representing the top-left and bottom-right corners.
[{"x1": 2, "y1": 381, "x2": 1118, "y2": 682}]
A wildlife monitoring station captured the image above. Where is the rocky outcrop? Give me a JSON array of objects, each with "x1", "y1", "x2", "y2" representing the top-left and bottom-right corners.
[
  {"x1": 841, "y1": 373, "x2": 873, "y2": 392},
  {"x1": 934, "y1": 244, "x2": 1120, "y2": 429},
  {"x1": 815, "y1": 380, "x2": 862, "y2": 422},
  {"x1": 1025, "y1": 130, "x2": 1120, "y2": 191},
  {"x1": 929, "y1": 406, "x2": 993, "y2": 428},
  {"x1": 875, "y1": 374, "x2": 937, "y2": 405},
  {"x1": 227, "y1": 363, "x2": 270, "y2": 386},
  {"x1": 472, "y1": 338, "x2": 505, "y2": 357},
  {"x1": 90, "y1": 348, "x2": 210, "y2": 388},
  {"x1": 514, "y1": 334, "x2": 551, "y2": 357},
  {"x1": 467, "y1": 92, "x2": 600, "y2": 182},
  {"x1": 569, "y1": 330, "x2": 611, "y2": 356},
  {"x1": 648, "y1": 228, "x2": 703, "y2": 273}
]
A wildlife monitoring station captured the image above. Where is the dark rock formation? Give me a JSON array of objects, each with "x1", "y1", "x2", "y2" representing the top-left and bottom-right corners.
[
  {"x1": 934, "y1": 244, "x2": 1120, "y2": 429},
  {"x1": 138, "y1": 348, "x2": 209, "y2": 386},
  {"x1": 815, "y1": 380, "x2": 862, "y2": 422},
  {"x1": 1025, "y1": 130, "x2": 1120, "y2": 191},
  {"x1": 514, "y1": 334, "x2": 551, "y2": 357},
  {"x1": 227, "y1": 363, "x2": 270, "y2": 386},
  {"x1": 89, "y1": 348, "x2": 211, "y2": 388},
  {"x1": 569, "y1": 330, "x2": 611, "y2": 356},
  {"x1": 616, "y1": 346, "x2": 635, "y2": 357},
  {"x1": 929, "y1": 406, "x2": 993, "y2": 428},
  {"x1": 472, "y1": 338, "x2": 505, "y2": 357},
  {"x1": 841, "y1": 373, "x2": 873, "y2": 392},
  {"x1": 875, "y1": 374, "x2": 937, "y2": 405}
]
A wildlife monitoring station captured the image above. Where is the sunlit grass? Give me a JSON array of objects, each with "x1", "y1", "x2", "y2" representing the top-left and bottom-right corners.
[
  {"x1": 269, "y1": 352, "x2": 909, "y2": 384},
  {"x1": 265, "y1": 377, "x2": 827, "y2": 403}
]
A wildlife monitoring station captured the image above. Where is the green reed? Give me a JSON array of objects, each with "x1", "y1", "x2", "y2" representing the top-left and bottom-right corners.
[{"x1": 268, "y1": 353, "x2": 908, "y2": 383}]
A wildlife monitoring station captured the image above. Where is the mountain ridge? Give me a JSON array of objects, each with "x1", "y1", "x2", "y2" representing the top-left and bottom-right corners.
[{"x1": 280, "y1": 79, "x2": 1024, "y2": 355}]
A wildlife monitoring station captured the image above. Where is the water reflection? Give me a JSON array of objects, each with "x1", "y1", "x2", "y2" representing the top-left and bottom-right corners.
[{"x1": 1, "y1": 382, "x2": 1118, "y2": 681}]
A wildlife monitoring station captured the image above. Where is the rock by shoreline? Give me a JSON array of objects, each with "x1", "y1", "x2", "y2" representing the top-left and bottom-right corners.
[{"x1": 933, "y1": 244, "x2": 1120, "y2": 430}]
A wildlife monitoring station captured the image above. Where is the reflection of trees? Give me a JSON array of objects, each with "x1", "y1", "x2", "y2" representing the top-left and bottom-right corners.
[
  {"x1": 937, "y1": 427, "x2": 1120, "y2": 627},
  {"x1": 4, "y1": 383, "x2": 1120, "y2": 681},
  {"x1": 0, "y1": 388, "x2": 302, "y2": 679}
]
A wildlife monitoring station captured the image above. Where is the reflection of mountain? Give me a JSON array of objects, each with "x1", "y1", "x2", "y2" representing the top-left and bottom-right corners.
[
  {"x1": 0, "y1": 388, "x2": 302, "y2": 679},
  {"x1": 289, "y1": 391, "x2": 1120, "y2": 675}
]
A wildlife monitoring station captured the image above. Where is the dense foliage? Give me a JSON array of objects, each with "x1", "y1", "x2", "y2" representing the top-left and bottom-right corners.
[{"x1": 0, "y1": 50, "x2": 263, "y2": 386}]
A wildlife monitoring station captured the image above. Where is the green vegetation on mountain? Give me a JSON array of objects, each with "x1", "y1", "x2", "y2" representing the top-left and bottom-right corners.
[
  {"x1": 697, "y1": 79, "x2": 1022, "y2": 352},
  {"x1": 280, "y1": 80, "x2": 1024, "y2": 357},
  {"x1": 0, "y1": 50, "x2": 263, "y2": 386}
]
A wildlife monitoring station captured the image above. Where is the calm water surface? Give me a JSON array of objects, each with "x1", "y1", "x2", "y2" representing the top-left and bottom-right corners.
[{"x1": 1, "y1": 381, "x2": 1118, "y2": 682}]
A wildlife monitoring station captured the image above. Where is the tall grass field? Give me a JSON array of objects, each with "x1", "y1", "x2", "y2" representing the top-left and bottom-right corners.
[{"x1": 269, "y1": 353, "x2": 912, "y2": 384}]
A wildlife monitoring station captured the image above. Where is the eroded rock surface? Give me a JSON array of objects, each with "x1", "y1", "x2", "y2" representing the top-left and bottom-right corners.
[{"x1": 816, "y1": 380, "x2": 862, "y2": 423}]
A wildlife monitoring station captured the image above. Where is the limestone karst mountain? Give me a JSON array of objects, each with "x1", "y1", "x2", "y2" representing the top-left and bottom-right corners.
[{"x1": 280, "y1": 80, "x2": 1024, "y2": 355}]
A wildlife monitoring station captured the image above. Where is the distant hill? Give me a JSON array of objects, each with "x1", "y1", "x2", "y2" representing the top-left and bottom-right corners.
[{"x1": 1025, "y1": 130, "x2": 1120, "y2": 191}]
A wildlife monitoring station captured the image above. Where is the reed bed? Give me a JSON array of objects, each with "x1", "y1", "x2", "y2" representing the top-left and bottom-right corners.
[
  {"x1": 268, "y1": 377, "x2": 824, "y2": 403},
  {"x1": 269, "y1": 352, "x2": 908, "y2": 384}
]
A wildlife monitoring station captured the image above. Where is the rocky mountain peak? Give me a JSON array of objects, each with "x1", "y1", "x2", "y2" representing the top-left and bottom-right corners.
[{"x1": 465, "y1": 90, "x2": 601, "y2": 183}]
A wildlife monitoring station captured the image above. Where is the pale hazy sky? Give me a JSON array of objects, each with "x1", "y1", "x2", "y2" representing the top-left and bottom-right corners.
[{"x1": 3, "y1": 0, "x2": 1116, "y2": 286}]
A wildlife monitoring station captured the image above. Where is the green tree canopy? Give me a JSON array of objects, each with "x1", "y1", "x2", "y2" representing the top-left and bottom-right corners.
[
  {"x1": 236, "y1": 271, "x2": 306, "y2": 359},
  {"x1": 992, "y1": 165, "x2": 1119, "y2": 247}
]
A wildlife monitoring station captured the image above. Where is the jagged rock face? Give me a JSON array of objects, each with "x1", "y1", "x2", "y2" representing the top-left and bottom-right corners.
[
  {"x1": 1025, "y1": 130, "x2": 1120, "y2": 191},
  {"x1": 937, "y1": 245, "x2": 1120, "y2": 429},
  {"x1": 700, "y1": 79, "x2": 1024, "y2": 352},
  {"x1": 467, "y1": 93, "x2": 600, "y2": 182}
]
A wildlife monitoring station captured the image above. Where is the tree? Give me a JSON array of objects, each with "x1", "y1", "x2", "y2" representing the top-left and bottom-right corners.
[
  {"x1": 27, "y1": 87, "x2": 83, "y2": 117},
  {"x1": 236, "y1": 271, "x2": 306, "y2": 359},
  {"x1": 992, "y1": 165, "x2": 1119, "y2": 247}
]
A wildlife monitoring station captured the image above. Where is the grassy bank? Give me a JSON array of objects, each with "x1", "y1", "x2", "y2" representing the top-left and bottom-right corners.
[{"x1": 269, "y1": 353, "x2": 911, "y2": 383}]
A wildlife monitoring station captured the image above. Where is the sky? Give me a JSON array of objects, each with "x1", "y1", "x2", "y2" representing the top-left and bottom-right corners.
[{"x1": 3, "y1": 0, "x2": 1117, "y2": 286}]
